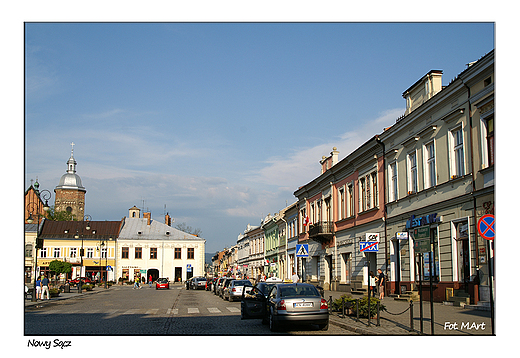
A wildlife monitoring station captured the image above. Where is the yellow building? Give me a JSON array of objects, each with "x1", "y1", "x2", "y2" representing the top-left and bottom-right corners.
[{"x1": 38, "y1": 220, "x2": 123, "y2": 282}]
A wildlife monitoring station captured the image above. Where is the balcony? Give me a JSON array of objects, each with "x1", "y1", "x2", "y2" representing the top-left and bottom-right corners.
[{"x1": 308, "y1": 221, "x2": 334, "y2": 244}]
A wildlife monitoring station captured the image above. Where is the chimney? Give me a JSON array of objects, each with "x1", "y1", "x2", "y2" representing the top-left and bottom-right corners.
[
  {"x1": 331, "y1": 147, "x2": 339, "y2": 166},
  {"x1": 143, "y1": 212, "x2": 151, "y2": 225},
  {"x1": 165, "y1": 213, "x2": 171, "y2": 226}
]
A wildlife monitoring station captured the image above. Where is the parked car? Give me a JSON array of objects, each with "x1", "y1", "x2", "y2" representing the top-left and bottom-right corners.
[
  {"x1": 190, "y1": 277, "x2": 207, "y2": 290},
  {"x1": 155, "y1": 278, "x2": 169, "y2": 290},
  {"x1": 219, "y1": 278, "x2": 235, "y2": 298},
  {"x1": 224, "y1": 279, "x2": 252, "y2": 301},
  {"x1": 240, "y1": 279, "x2": 282, "y2": 320},
  {"x1": 70, "y1": 277, "x2": 92, "y2": 286},
  {"x1": 267, "y1": 283, "x2": 329, "y2": 332},
  {"x1": 206, "y1": 277, "x2": 217, "y2": 291},
  {"x1": 241, "y1": 283, "x2": 329, "y2": 332},
  {"x1": 214, "y1": 277, "x2": 227, "y2": 295}
]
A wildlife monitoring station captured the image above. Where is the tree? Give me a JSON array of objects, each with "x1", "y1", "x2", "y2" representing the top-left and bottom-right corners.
[
  {"x1": 46, "y1": 206, "x2": 74, "y2": 221},
  {"x1": 49, "y1": 260, "x2": 73, "y2": 284},
  {"x1": 175, "y1": 222, "x2": 202, "y2": 237}
]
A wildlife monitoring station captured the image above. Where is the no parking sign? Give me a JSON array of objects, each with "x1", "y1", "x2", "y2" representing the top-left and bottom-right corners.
[{"x1": 478, "y1": 214, "x2": 495, "y2": 240}]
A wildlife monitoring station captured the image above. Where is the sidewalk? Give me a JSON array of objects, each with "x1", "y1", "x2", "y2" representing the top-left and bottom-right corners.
[{"x1": 323, "y1": 290, "x2": 494, "y2": 335}]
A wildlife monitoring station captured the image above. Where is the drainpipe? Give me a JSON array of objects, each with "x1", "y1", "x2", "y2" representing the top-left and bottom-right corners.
[
  {"x1": 461, "y1": 77, "x2": 479, "y2": 303},
  {"x1": 376, "y1": 136, "x2": 388, "y2": 290}
]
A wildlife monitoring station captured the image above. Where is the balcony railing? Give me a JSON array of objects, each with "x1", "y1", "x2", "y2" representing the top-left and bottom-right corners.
[{"x1": 308, "y1": 221, "x2": 334, "y2": 243}]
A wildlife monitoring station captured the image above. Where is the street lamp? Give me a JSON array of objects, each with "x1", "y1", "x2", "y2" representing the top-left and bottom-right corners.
[
  {"x1": 26, "y1": 188, "x2": 51, "y2": 302},
  {"x1": 75, "y1": 215, "x2": 91, "y2": 293}
]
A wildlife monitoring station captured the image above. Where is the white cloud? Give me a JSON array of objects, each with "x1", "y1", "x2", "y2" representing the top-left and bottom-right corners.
[{"x1": 247, "y1": 108, "x2": 403, "y2": 190}]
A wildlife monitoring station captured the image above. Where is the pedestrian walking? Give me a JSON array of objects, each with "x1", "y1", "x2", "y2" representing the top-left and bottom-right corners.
[
  {"x1": 133, "y1": 276, "x2": 140, "y2": 289},
  {"x1": 377, "y1": 269, "x2": 385, "y2": 299},
  {"x1": 35, "y1": 277, "x2": 42, "y2": 300},
  {"x1": 291, "y1": 270, "x2": 299, "y2": 283},
  {"x1": 41, "y1": 275, "x2": 50, "y2": 300},
  {"x1": 369, "y1": 271, "x2": 376, "y2": 297}
]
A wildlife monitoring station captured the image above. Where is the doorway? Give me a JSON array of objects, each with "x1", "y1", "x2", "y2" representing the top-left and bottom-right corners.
[
  {"x1": 147, "y1": 268, "x2": 159, "y2": 283},
  {"x1": 175, "y1": 267, "x2": 182, "y2": 283}
]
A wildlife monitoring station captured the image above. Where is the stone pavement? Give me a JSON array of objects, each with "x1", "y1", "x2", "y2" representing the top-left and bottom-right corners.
[
  {"x1": 323, "y1": 290, "x2": 494, "y2": 335},
  {"x1": 24, "y1": 284, "x2": 494, "y2": 335}
]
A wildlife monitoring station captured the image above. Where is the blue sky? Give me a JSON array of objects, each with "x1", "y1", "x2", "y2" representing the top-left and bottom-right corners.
[{"x1": 24, "y1": 22, "x2": 494, "y2": 253}]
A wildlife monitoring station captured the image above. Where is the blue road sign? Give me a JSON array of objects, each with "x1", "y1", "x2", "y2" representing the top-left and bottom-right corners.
[
  {"x1": 360, "y1": 242, "x2": 379, "y2": 252},
  {"x1": 478, "y1": 214, "x2": 495, "y2": 240},
  {"x1": 296, "y1": 244, "x2": 309, "y2": 257}
]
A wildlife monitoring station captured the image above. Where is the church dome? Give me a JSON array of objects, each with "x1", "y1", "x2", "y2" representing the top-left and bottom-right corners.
[{"x1": 55, "y1": 145, "x2": 86, "y2": 192}]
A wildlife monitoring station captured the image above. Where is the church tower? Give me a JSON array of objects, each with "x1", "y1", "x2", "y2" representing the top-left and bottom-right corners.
[{"x1": 54, "y1": 143, "x2": 86, "y2": 220}]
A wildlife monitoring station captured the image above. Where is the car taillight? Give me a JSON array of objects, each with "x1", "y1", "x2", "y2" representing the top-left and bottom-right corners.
[
  {"x1": 276, "y1": 300, "x2": 286, "y2": 311},
  {"x1": 232, "y1": 288, "x2": 236, "y2": 292},
  {"x1": 320, "y1": 298, "x2": 328, "y2": 310}
]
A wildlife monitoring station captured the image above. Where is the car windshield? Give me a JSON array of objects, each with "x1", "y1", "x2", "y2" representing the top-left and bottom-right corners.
[
  {"x1": 279, "y1": 285, "x2": 320, "y2": 298},
  {"x1": 233, "y1": 280, "x2": 251, "y2": 287},
  {"x1": 157, "y1": 278, "x2": 168, "y2": 283},
  {"x1": 259, "y1": 283, "x2": 278, "y2": 295}
]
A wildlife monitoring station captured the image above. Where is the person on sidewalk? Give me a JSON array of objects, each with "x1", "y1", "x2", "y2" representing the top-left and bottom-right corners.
[
  {"x1": 41, "y1": 275, "x2": 50, "y2": 300},
  {"x1": 369, "y1": 271, "x2": 376, "y2": 297},
  {"x1": 291, "y1": 271, "x2": 299, "y2": 283},
  {"x1": 35, "y1": 277, "x2": 42, "y2": 300},
  {"x1": 148, "y1": 275, "x2": 153, "y2": 288},
  {"x1": 377, "y1": 269, "x2": 385, "y2": 299}
]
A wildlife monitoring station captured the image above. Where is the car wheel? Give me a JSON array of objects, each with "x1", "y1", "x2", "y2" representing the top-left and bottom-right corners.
[{"x1": 269, "y1": 310, "x2": 279, "y2": 332}]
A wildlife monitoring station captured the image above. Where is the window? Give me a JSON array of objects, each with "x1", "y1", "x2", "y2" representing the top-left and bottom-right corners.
[
  {"x1": 424, "y1": 141, "x2": 436, "y2": 188},
  {"x1": 347, "y1": 183, "x2": 354, "y2": 217},
  {"x1": 101, "y1": 247, "x2": 107, "y2": 259},
  {"x1": 174, "y1": 248, "x2": 181, "y2": 259},
  {"x1": 70, "y1": 247, "x2": 77, "y2": 258},
  {"x1": 389, "y1": 162, "x2": 398, "y2": 201},
  {"x1": 87, "y1": 248, "x2": 94, "y2": 258},
  {"x1": 25, "y1": 244, "x2": 33, "y2": 257},
  {"x1": 450, "y1": 127, "x2": 465, "y2": 178},
  {"x1": 359, "y1": 172, "x2": 378, "y2": 212},
  {"x1": 188, "y1": 248, "x2": 195, "y2": 259},
  {"x1": 122, "y1": 247, "x2": 129, "y2": 259},
  {"x1": 135, "y1": 247, "x2": 142, "y2": 259},
  {"x1": 150, "y1": 247, "x2": 157, "y2": 259},
  {"x1": 40, "y1": 248, "x2": 47, "y2": 258},
  {"x1": 338, "y1": 187, "x2": 345, "y2": 220},
  {"x1": 486, "y1": 117, "x2": 494, "y2": 166},
  {"x1": 407, "y1": 151, "x2": 418, "y2": 194},
  {"x1": 53, "y1": 248, "x2": 61, "y2": 258}
]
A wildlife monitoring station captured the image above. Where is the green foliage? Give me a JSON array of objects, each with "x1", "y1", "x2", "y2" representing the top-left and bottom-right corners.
[
  {"x1": 331, "y1": 294, "x2": 385, "y2": 318},
  {"x1": 46, "y1": 206, "x2": 74, "y2": 221},
  {"x1": 49, "y1": 260, "x2": 72, "y2": 275}
]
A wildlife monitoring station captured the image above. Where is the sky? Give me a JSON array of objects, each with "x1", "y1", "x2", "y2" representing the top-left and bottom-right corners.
[{"x1": 23, "y1": 22, "x2": 494, "y2": 253}]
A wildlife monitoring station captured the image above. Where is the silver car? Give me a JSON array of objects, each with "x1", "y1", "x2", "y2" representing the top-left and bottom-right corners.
[
  {"x1": 266, "y1": 283, "x2": 329, "y2": 332},
  {"x1": 224, "y1": 279, "x2": 252, "y2": 301},
  {"x1": 190, "y1": 277, "x2": 207, "y2": 290}
]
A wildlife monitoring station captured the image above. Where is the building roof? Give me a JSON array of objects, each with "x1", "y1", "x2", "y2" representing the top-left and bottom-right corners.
[
  {"x1": 40, "y1": 220, "x2": 123, "y2": 239},
  {"x1": 118, "y1": 217, "x2": 204, "y2": 241}
]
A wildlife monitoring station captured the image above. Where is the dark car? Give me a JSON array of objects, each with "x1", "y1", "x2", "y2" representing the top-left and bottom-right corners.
[
  {"x1": 240, "y1": 279, "x2": 283, "y2": 320},
  {"x1": 190, "y1": 277, "x2": 207, "y2": 290},
  {"x1": 155, "y1": 278, "x2": 169, "y2": 290},
  {"x1": 214, "y1": 277, "x2": 226, "y2": 295}
]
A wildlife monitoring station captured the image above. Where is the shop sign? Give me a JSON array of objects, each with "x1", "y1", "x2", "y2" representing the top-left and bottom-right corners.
[
  {"x1": 396, "y1": 232, "x2": 408, "y2": 240},
  {"x1": 406, "y1": 213, "x2": 441, "y2": 229}
]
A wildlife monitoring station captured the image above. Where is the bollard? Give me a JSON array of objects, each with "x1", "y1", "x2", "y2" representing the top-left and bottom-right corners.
[
  {"x1": 376, "y1": 300, "x2": 380, "y2": 326},
  {"x1": 356, "y1": 299, "x2": 359, "y2": 322},
  {"x1": 367, "y1": 296, "x2": 371, "y2": 327},
  {"x1": 342, "y1": 297, "x2": 345, "y2": 318},
  {"x1": 409, "y1": 300, "x2": 414, "y2": 332}
]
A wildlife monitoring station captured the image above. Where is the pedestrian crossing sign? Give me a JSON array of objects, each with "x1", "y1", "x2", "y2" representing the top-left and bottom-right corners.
[{"x1": 296, "y1": 244, "x2": 309, "y2": 257}]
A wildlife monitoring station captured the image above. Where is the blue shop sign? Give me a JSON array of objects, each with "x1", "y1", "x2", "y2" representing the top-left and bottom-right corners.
[{"x1": 406, "y1": 213, "x2": 441, "y2": 230}]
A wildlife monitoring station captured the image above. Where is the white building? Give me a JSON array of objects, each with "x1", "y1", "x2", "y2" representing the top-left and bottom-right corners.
[{"x1": 116, "y1": 207, "x2": 206, "y2": 283}]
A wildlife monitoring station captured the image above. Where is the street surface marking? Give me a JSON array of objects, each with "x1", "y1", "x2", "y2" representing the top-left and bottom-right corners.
[
  {"x1": 226, "y1": 307, "x2": 240, "y2": 313},
  {"x1": 123, "y1": 309, "x2": 142, "y2": 315},
  {"x1": 166, "y1": 308, "x2": 178, "y2": 315},
  {"x1": 145, "y1": 309, "x2": 159, "y2": 315},
  {"x1": 207, "y1": 307, "x2": 221, "y2": 313},
  {"x1": 187, "y1": 308, "x2": 200, "y2": 314}
]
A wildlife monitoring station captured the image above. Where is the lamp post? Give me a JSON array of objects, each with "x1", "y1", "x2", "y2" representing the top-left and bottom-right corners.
[
  {"x1": 75, "y1": 215, "x2": 91, "y2": 293},
  {"x1": 26, "y1": 189, "x2": 51, "y2": 302},
  {"x1": 99, "y1": 240, "x2": 105, "y2": 288}
]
